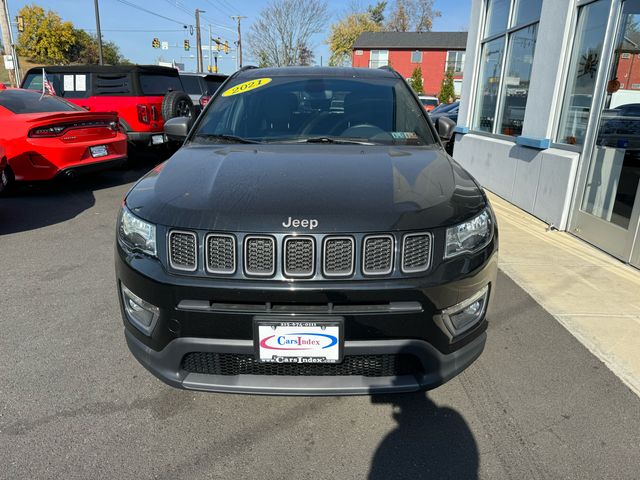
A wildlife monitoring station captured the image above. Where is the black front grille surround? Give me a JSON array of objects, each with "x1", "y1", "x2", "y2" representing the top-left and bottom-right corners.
[
  {"x1": 362, "y1": 234, "x2": 394, "y2": 276},
  {"x1": 181, "y1": 352, "x2": 425, "y2": 377},
  {"x1": 283, "y1": 236, "x2": 315, "y2": 277},
  {"x1": 323, "y1": 236, "x2": 355, "y2": 277},
  {"x1": 205, "y1": 234, "x2": 236, "y2": 274},
  {"x1": 166, "y1": 230, "x2": 434, "y2": 280},
  {"x1": 244, "y1": 235, "x2": 276, "y2": 277},
  {"x1": 168, "y1": 230, "x2": 197, "y2": 272},
  {"x1": 402, "y1": 233, "x2": 432, "y2": 273}
]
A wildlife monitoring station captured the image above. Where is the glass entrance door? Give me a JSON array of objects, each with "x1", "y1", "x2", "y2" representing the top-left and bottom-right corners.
[{"x1": 571, "y1": 0, "x2": 640, "y2": 267}]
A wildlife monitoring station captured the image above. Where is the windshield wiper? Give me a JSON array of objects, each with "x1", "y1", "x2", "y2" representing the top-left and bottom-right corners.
[
  {"x1": 193, "y1": 134, "x2": 260, "y2": 144},
  {"x1": 274, "y1": 136, "x2": 375, "y2": 145}
]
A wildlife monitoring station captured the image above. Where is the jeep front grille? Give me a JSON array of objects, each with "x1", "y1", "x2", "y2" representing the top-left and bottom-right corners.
[
  {"x1": 283, "y1": 237, "x2": 315, "y2": 277},
  {"x1": 168, "y1": 230, "x2": 197, "y2": 271},
  {"x1": 362, "y1": 235, "x2": 394, "y2": 275},
  {"x1": 401, "y1": 233, "x2": 432, "y2": 273},
  {"x1": 244, "y1": 236, "x2": 276, "y2": 276},
  {"x1": 323, "y1": 237, "x2": 355, "y2": 276},
  {"x1": 205, "y1": 234, "x2": 236, "y2": 274}
]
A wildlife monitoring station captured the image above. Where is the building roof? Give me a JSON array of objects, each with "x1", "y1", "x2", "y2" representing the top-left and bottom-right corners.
[{"x1": 353, "y1": 31, "x2": 468, "y2": 50}]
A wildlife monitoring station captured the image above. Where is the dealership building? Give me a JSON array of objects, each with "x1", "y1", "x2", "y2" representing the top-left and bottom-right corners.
[
  {"x1": 352, "y1": 31, "x2": 467, "y2": 97},
  {"x1": 454, "y1": 0, "x2": 640, "y2": 269}
]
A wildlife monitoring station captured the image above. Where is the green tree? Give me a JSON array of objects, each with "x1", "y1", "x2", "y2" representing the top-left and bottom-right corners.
[
  {"x1": 327, "y1": 12, "x2": 381, "y2": 66},
  {"x1": 367, "y1": 1, "x2": 387, "y2": 25},
  {"x1": 438, "y1": 68, "x2": 456, "y2": 103},
  {"x1": 16, "y1": 4, "x2": 75, "y2": 64},
  {"x1": 409, "y1": 66, "x2": 423, "y2": 94},
  {"x1": 69, "y1": 29, "x2": 129, "y2": 65}
]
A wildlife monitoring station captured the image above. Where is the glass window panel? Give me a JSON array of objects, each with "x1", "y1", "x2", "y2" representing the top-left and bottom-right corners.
[
  {"x1": 498, "y1": 23, "x2": 538, "y2": 136},
  {"x1": 411, "y1": 50, "x2": 422, "y2": 63},
  {"x1": 514, "y1": 0, "x2": 542, "y2": 26},
  {"x1": 473, "y1": 36, "x2": 506, "y2": 132},
  {"x1": 370, "y1": 50, "x2": 388, "y2": 68},
  {"x1": 446, "y1": 51, "x2": 465, "y2": 73},
  {"x1": 580, "y1": 7, "x2": 640, "y2": 229},
  {"x1": 557, "y1": 0, "x2": 610, "y2": 145},
  {"x1": 485, "y1": 0, "x2": 510, "y2": 38}
]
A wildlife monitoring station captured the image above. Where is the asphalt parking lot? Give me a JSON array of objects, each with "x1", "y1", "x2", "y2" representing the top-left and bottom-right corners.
[{"x1": 1, "y1": 151, "x2": 640, "y2": 480}]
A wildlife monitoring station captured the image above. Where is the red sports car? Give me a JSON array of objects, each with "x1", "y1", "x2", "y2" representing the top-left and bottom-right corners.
[{"x1": 0, "y1": 87, "x2": 127, "y2": 189}]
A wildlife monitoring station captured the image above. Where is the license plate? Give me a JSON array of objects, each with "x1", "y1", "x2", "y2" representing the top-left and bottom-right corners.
[
  {"x1": 90, "y1": 145, "x2": 108, "y2": 158},
  {"x1": 255, "y1": 318, "x2": 343, "y2": 363},
  {"x1": 151, "y1": 134, "x2": 165, "y2": 145}
]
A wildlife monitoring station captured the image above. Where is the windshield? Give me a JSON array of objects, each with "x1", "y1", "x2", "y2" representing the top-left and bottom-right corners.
[
  {"x1": 180, "y1": 75, "x2": 203, "y2": 95},
  {"x1": 192, "y1": 75, "x2": 436, "y2": 145},
  {"x1": 0, "y1": 89, "x2": 82, "y2": 114},
  {"x1": 139, "y1": 74, "x2": 183, "y2": 96}
]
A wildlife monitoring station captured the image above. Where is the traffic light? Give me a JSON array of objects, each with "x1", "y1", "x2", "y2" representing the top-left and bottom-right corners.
[
  {"x1": 184, "y1": 39, "x2": 190, "y2": 51},
  {"x1": 152, "y1": 37, "x2": 160, "y2": 49},
  {"x1": 16, "y1": 16, "x2": 24, "y2": 32},
  {"x1": 224, "y1": 40, "x2": 229, "y2": 54},
  {"x1": 216, "y1": 37, "x2": 221, "y2": 51}
]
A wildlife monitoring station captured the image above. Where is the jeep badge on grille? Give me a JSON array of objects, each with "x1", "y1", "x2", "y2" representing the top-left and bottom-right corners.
[{"x1": 282, "y1": 217, "x2": 318, "y2": 230}]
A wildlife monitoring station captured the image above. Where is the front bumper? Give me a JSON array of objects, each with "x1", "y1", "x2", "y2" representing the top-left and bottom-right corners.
[{"x1": 116, "y1": 240, "x2": 497, "y2": 395}]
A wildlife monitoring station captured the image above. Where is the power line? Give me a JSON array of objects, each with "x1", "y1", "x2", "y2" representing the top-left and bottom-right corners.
[{"x1": 112, "y1": 0, "x2": 190, "y2": 25}]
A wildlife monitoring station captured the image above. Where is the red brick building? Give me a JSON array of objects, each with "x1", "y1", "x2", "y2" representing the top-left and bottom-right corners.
[{"x1": 352, "y1": 32, "x2": 467, "y2": 97}]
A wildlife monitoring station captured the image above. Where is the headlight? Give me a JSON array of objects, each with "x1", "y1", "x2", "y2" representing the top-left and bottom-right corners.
[
  {"x1": 445, "y1": 209, "x2": 493, "y2": 258},
  {"x1": 118, "y1": 206, "x2": 157, "y2": 257}
]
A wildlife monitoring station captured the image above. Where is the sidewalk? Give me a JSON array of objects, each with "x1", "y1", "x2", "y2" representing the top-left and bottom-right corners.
[{"x1": 488, "y1": 191, "x2": 640, "y2": 397}]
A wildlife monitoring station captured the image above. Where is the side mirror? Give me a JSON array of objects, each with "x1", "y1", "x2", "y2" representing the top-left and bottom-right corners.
[
  {"x1": 164, "y1": 116, "x2": 191, "y2": 141},
  {"x1": 436, "y1": 116, "x2": 456, "y2": 142}
]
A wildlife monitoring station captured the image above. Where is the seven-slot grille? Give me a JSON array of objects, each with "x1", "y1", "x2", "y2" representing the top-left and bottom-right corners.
[
  {"x1": 323, "y1": 237, "x2": 355, "y2": 276},
  {"x1": 205, "y1": 234, "x2": 236, "y2": 274},
  {"x1": 402, "y1": 233, "x2": 432, "y2": 273},
  {"x1": 168, "y1": 230, "x2": 197, "y2": 271},
  {"x1": 167, "y1": 231, "x2": 433, "y2": 278},
  {"x1": 284, "y1": 237, "x2": 315, "y2": 277},
  {"x1": 362, "y1": 235, "x2": 394, "y2": 275},
  {"x1": 244, "y1": 236, "x2": 276, "y2": 276}
]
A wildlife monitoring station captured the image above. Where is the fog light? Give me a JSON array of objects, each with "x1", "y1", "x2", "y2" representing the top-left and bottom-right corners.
[
  {"x1": 440, "y1": 286, "x2": 489, "y2": 337},
  {"x1": 121, "y1": 284, "x2": 160, "y2": 335}
]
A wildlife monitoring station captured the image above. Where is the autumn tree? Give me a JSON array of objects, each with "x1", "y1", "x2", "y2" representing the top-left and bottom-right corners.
[
  {"x1": 247, "y1": 0, "x2": 328, "y2": 67},
  {"x1": 367, "y1": 1, "x2": 387, "y2": 25},
  {"x1": 409, "y1": 66, "x2": 423, "y2": 94},
  {"x1": 16, "y1": 5, "x2": 75, "y2": 64},
  {"x1": 387, "y1": 0, "x2": 440, "y2": 32},
  {"x1": 438, "y1": 68, "x2": 456, "y2": 103},
  {"x1": 327, "y1": 12, "x2": 381, "y2": 66}
]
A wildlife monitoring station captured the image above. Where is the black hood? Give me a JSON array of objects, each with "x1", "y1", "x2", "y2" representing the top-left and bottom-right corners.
[{"x1": 125, "y1": 144, "x2": 486, "y2": 233}]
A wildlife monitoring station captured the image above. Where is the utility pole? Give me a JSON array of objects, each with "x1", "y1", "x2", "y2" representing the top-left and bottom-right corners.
[
  {"x1": 0, "y1": 0, "x2": 19, "y2": 86},
  {"x1": 93, "y1": 0, "x2": 103, "y2": 65},
  {"x1": 208, "y1": 24, "x2": 212, "y2": 73},
  {"x1": 195, "y1": 8, "x2": 204, "y2": 73},
  {"x1": 231, "y1": 15, "x2": 246, "y2": 69}
]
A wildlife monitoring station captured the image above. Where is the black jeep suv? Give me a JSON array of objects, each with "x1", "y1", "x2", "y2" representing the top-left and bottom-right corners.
[{"x1": 115, "y1": 66, "x2": 498, "y2": 395}]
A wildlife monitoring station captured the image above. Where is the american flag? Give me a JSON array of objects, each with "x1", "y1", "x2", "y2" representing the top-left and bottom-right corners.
[{"x1": 42, "y1": 68, "x2": 56, "y2": 96}]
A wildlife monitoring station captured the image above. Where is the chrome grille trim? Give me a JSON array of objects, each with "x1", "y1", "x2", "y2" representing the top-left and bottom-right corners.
[
  {"x1": 362, "y1": 234, "x2": 394, "y2": 276},
  {"x1": 401, "y1": 232, "x2": 432, "y2": 273},
  {"x1": 205, "y1": 233, "x2": 236, "y2": 274},
  {"x1": 323, "y1": 236, "x2": 355, "y2": 277},
  {"x1": 283, "y1": 236, "x2": 315, "y2": 278},
  {"x1": 168, "y1": 230, "x2": 198, "y2": 272},
  {"x1": 244, "y1": 235, "x2": 276, "y2": 277}
]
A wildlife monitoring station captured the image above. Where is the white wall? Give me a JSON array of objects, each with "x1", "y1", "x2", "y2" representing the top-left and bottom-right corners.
[{"x1": 454, "y1": 134, "x2": 580, "y2": 229}]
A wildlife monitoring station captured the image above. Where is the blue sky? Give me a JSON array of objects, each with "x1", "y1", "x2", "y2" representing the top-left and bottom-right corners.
[{"x1": 8, "y1": 0, "x2": 471, "y2": 74}]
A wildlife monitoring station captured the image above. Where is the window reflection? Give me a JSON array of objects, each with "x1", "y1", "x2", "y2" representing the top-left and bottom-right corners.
[{"x1": 473, "y1": 37, "x2": 505, "y2": 132}]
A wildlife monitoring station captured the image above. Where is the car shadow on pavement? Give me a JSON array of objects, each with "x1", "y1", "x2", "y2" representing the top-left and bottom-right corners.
[
  {"x1": 368, "y1": 391, "x2": 478, "y2": 480},
  {"x1": 0, "y1": 155, "x2": 163, "y2": 235}
]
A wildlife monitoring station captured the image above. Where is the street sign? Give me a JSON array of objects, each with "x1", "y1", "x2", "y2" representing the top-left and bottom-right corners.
[
  {"x1": 161, "y1": 41, "x2": 169, "y2": 50},
  {"x1": 3, "y1": 55, "x2": 14, "y2": 70}
]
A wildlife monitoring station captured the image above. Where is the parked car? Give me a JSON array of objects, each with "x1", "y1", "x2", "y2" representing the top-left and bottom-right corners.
[
  {"x1": 418, "y1": 95, "x2": 439, "y2": 111},
  {"x1": 0, "y1": 143, "x2": 7, "y2": 194},
  {"x1": 178, "y1": 72, "x2": 228, "y2": 114},
  {"x1": 21, "y1": 65, "x2": 194, "y2": 148},
  {"x1": 116, "y1": 66, "x2": 497, "y2": 395},
  {"x1": 0, "y1": 88, "x2": 127, "y2": 190}
]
